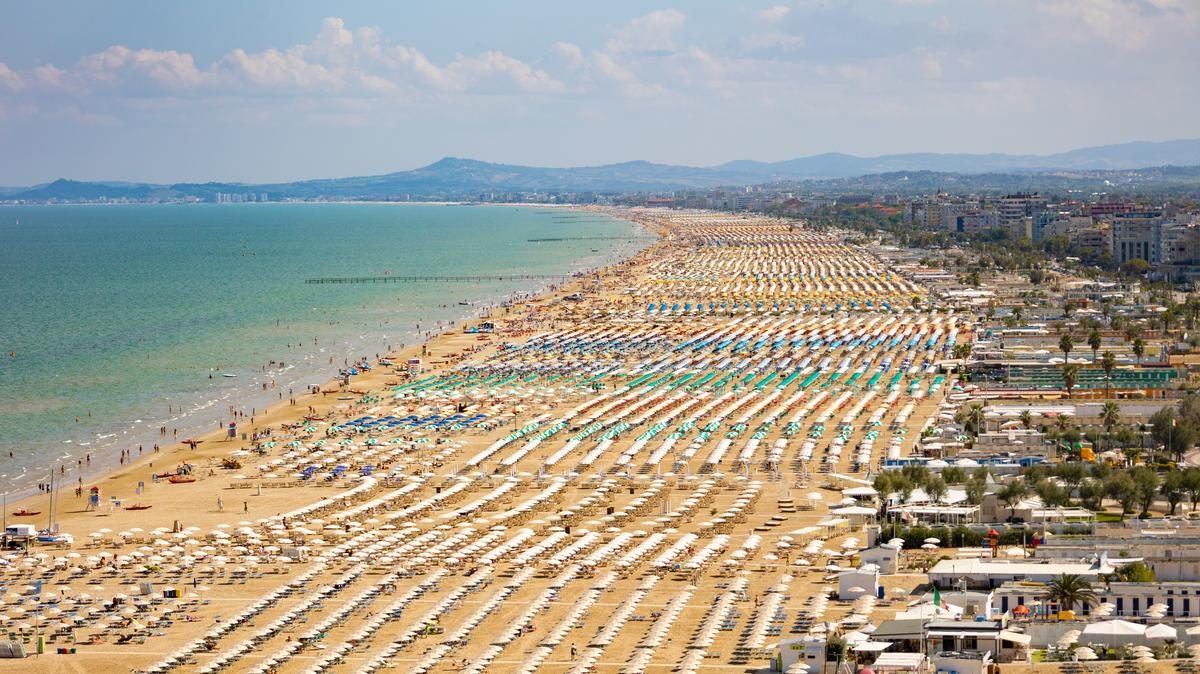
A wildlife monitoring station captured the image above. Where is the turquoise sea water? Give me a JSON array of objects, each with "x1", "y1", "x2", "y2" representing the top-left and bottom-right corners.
[{"x1": 0, "y1": 203, "x2": 643, "y2": 495}]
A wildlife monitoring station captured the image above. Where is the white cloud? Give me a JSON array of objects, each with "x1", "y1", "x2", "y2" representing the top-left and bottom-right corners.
[
  {"x1": 606, "y1": 9, "x2": 686, "y2": 53},
  {"x1": 6, "y1": 17, "x2": 560, "y2": 98},
  {"x1": 591, "y1": 51, "x2": 656, "y2": 96},
  {"x1": 552, "y1": 42, "x2": 588, "y2": 71},
  {"x1": 1035, "y1": 0, "x2": 1199, "y2": 50},
  {"x1": 0, "y1": 62, "x2": 23, "y2": 91},
  {"x1": 755, "y1": 5, "x2": 792, "y2": 23}
]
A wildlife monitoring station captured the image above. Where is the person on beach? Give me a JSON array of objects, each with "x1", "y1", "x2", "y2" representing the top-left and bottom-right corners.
[{"x1": 217, "y1": 497, "x2": 224, "y2": 512}]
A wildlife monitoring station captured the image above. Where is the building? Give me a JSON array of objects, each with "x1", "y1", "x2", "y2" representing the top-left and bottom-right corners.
[
  {"x1": 776, "y1": 636, "x2": 826, "y2": 672},
  {"x1": 1111, "y1": 211, "x2": 1164, "y2": 264},
  {"x1": 926, "y1": 620, "x2": 1031, "y2": 669},
  {"x1": 1070, "y1": 223, "x2": 1114, "y2": 259},
  {"x1": 1037, "y1": 532, "x2": 1200, "y2": 582},
  {"x1": 838, "y1": 563, "x2": 880, "y2": 599},
  {"x1": 992, "y1": 579, "x2": 1200, "y2": 619},
  {"x1": 997, "y1": 194, "x2": 1047, "y2": 239},
  {"x1": 860, "y1": 546, "x2": 900, "y2": 574},
  {"x1": 928, "y1": 558, "x2": 1108, "y2": 589},
  {"x1": 951, "y1": 211, "x2": 1001, "y2": 234}
]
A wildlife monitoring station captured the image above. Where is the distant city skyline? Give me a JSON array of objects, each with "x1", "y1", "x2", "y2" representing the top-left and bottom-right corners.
[{"x1": 1, "y1": 0, "x2": 1198, "y2": 185}]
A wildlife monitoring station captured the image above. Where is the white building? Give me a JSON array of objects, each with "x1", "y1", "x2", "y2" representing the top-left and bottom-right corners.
[
  {"x1": 776, "y1": 636, "x2": 826, "y2": 672},
  {"x1": 928, "y1": 558, "x2": 1108, "y2": 589},
  {"x1": 860, "y1": 546, "x2": 900, "y2": 575},
  {"x1": 839, "y1": 563, "x2": 880, "y2": 600}
]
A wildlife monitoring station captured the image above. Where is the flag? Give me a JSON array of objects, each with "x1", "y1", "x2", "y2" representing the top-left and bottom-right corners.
[
  {"x1": 1172, "y1": 418, "x2": 1178, "y2": 428},
  {"x1": 932, "y1": 582, "x2": 947, "y2": 609}
]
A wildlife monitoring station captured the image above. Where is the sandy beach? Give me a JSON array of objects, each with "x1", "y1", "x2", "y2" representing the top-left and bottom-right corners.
[{"x1": 2, "y1": 209, "x2": 966, "y2": 673}]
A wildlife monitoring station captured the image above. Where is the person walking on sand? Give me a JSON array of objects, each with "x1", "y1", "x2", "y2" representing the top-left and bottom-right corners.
[{"x1": 217, "y1": 497, "x2": 224, "y2": 512}]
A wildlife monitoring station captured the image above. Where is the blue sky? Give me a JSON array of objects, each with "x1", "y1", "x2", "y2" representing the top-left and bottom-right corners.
[{"x1": 0, "y1": 0, "x2": 1197, "y2": 184}]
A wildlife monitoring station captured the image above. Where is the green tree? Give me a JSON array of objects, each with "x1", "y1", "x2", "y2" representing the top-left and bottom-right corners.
[
  {"x1": 1087, "y1": 329, "x2": 1102, "y2": 362},
  {"x1": 1184, "y1": 467, "x2": 1200, "y2": 512},
  {"x1": 958, "y1": 403, "x2": 986, "y2": 435},
  {"x1": 965, "y1": 478, "x2": 987, "y2": 506},
  {"x1": 1113, "y1": 562, "x2": 1155, "y2": 583},
  {"x1": 1055, "y1": 463, "x2": 1086, "y2": 496},
  {"x1": 1105, "y1": 473, "x2": 1138, "y2": 517},
  {"x1": 901, "y1": 464, "x2": 931, "y2": 489},
  {"x1": 1151, "y1": 408, "x2": 1197, "y2": 461},
  {"x1": 925, "y1": 476, "x2": 948, "y2": 504},
  {"x1": 998, "y1": 481, "x2": 1029, "y2": 520},
  {"x1": 1046, "y1": 574, "x2": 1097, "y2": 612},
  {"x1": 1062, "y1": 363, "x2": 1079, "y2": 399},
  {"x1": 1133, "y1": 337, "x2": 1146, "y2": 364},
  {"x1": 1077, "y1": 479, "x2": 1104, "y2": 512},
  {"x1": 1019, "y1": 410, "x2": 1033, "y2": 430},
  {"x1": 1059, "y1": 333, "x2": 1074, "y2": 361},
  {"x1": 1101, "y1": 402, "x2": 1121, "y2": 450},
  {"x1": 941, "y1": 466, "x2": 967, "y2": 485},
  {"x1": 1100, "y1": 350, "x2": 1117, "y2": 399},
  {"x1": 1130, "y1": 466, "x2": 1160, "y2": 517},
  {"x1": 952, "y1": 342, "x2": 971, "y2": 374},
  {"x1": 1162, "y1": 471, "x2": 1187, "y2": 515},
  {"x1": 1035, "y1": 479, "x2": 1070, "y2": 508}
]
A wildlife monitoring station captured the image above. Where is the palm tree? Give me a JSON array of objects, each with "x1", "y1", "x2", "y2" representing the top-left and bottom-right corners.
[
  {"x1": 1133, "y1": 337, "x2": 1146, "y2": 364},
  {"x1": 1062, "y1": 363, "x2": 1079, "y2": 399},
  {"x1": 1059, "y1": 333, "x2": 1074, "y2": 359},
  {"x1": 1100, "y1": 350, "x2": 1117, "y2": 399},
  {"x1": 952, "y1": 342, "x2": 971, "y2": 374},
  {"x1": 1019, "y1": 409, "x2": 1033, "y2": 430},
  {"x1": 1101, "y1": 402, "x2": 1120, "y2": 451},
  {"x1": 1087, "y1": 329, "x2": 1102, "y2": 363},
  {"x1": 1047, "y1": 574, "x2": 1097, "y2": 613},
  {"x1": 962, "y1": 403, "x2": 985, "y2": 434}
]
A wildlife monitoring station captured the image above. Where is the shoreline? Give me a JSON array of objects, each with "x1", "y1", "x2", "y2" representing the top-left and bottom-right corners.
[
  {"x1": 6, "y1": 206, "x2": 656, "y2": 510},
  {"x1": 0, "y1": 208, "x2": 963, "y2": 674}
]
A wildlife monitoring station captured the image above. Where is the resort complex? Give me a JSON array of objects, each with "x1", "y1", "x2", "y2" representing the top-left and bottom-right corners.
[{"x1": 7, "y1": 207, "x2": 1200, "y2": 674}]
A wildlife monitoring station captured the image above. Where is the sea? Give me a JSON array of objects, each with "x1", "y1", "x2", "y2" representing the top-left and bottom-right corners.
[{"x1": 0, "y1": 203, "x2": 645, "y2": 497}]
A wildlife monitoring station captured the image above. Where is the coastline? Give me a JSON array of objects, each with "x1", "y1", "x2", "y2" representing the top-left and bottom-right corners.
[{"x1": 6, "y1": 206, "x2": 656, "y2": 511}]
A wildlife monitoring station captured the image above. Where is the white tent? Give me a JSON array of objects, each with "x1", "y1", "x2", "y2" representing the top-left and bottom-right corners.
[
  {"x1": 1082, "y1": 619, "x2": 1146, "y2": 646},
  {"x1": 1145, "y1": 623, "x2": 1178, "y2": 641}
]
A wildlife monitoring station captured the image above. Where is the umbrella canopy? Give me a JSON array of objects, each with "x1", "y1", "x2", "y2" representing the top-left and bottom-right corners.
[
  {"x1": 1145, "y1": 623, "x2": 1177, "y2": 641},
  {"x1": 1083, "y1": 619, "x2": 1146, "y2": 646}
]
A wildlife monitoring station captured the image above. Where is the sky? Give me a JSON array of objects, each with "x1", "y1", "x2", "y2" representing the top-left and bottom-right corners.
[{"x1": 0, "y1": 0, "x2": 1198, "y2": 185}]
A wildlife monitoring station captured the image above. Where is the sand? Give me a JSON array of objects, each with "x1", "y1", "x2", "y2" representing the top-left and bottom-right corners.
[{"x1": 3, "y1": 209, "x2": 963, "y2": 673}]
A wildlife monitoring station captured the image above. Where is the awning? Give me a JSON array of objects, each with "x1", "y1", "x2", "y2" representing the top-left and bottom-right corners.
[
  {"x1": 853, "y1": 641, "x2": 894, "y2": 652},
  {"x1": 872, "y1": 653, "x2": 927, "y2": 670},
  {"x1": 872, "y1": 619, "x2": 926, "y2": 640},
  {"x1": 1000, "y1": 630, "x2": 1031, "y2": 645}
]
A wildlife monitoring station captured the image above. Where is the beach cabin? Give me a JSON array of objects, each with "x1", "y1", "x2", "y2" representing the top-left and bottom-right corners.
[
  {"x1": 776, "y1": 635, "x2": 826, "y2": 673},
  {"x1": 839, "y1": 563, "x2": 880, "y2": 600},
  {"x1": 859, "y1": 546, "x2": 900, "y2": 575}
]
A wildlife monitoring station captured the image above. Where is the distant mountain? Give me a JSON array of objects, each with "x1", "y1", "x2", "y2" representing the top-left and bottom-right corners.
[
  {"x1": 6, "y1": 139, "x2": 1200, "y2": 202},
  {"x1": 716, "y1": 139, "x2": 1200, "y2": 178}
]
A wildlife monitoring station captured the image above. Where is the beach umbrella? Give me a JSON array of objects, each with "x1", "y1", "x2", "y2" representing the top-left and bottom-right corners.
[{"x1": 1145, "y1": 623, "x2": 1177, "y2": 641}]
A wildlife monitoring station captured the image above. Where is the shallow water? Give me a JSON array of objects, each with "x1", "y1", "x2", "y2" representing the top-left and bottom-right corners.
[{"x1": 0, "y1": 203, "x2": 644, "y2": 496}]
